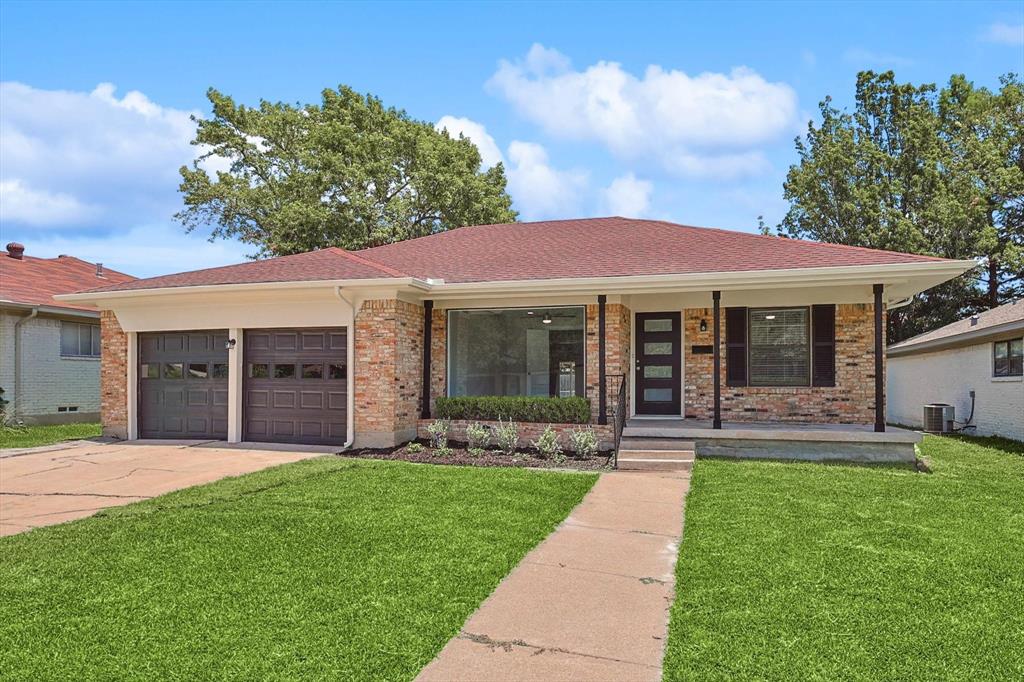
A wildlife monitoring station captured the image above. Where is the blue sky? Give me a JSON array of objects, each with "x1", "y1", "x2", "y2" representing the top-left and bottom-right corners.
[{"x1": 1, "y1": 1, "x2": 1021, "y2": 277}]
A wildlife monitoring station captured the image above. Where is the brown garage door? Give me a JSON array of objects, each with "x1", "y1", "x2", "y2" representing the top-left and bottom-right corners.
[
  {"x1": 243, "y1": 328, "x2": 348, "y2": 446},
  {"x1": 139, "y1": 331, "x2": 229, "y2": 439}
]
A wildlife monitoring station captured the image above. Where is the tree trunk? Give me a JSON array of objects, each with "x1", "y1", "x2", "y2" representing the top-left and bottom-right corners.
[{"x1": 988, "y1": 257, "x2": 999, "y2": 308}]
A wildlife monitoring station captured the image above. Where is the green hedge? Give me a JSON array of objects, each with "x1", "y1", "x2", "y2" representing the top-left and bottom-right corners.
[{"x1": 434, "y1": 396, "x2": 591, "y2": 424}]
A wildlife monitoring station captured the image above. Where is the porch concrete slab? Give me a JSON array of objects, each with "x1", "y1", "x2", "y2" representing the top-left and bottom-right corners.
[
  {"x1": 525, "y1": 523, "x2": 678, "y2": 581},
  {"x1": 416, "y1": 470, "x2": 691, "y2": 680},
  {"x1": 0, "y1": 441, "x2": 323, "y2": 536},
  {"x1": 417, "y1": 636, "x2": 659, "y2": 682}
]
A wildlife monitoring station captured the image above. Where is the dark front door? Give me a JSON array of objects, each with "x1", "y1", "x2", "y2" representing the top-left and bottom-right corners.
[
  {"x1": 243, "y1": 328, "x2": 348, "y2": 446},
  {"x1": 138, "y1": 331, "x2": 229, "y2": 439},
  {"x1": 635, "y1": 313, "x2": 681, "y2": 415}
]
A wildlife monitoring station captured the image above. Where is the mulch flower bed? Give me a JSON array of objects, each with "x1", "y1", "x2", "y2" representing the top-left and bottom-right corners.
[{"x1": 343, "y1": 441, "x2": 612, "y2": 471}]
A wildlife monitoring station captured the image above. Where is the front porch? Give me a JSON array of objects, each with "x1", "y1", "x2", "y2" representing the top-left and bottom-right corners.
[{"x1": 620, "y1": 418, "x2": 921, "y2": 463}]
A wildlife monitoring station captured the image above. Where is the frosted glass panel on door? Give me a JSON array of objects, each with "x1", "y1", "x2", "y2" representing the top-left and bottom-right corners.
[
  {"x1": 644, "y1": 342, "x2": 673, "y2": 355},
  {"x1": 643, "y1": 365, "x2": 673, "y2": 378},
  {"x1": 644, "y1": 388, "x2": 673, "y2": 402},
  {"x1": 643, "y1": 319, "x2": 673, "y2": 332}
]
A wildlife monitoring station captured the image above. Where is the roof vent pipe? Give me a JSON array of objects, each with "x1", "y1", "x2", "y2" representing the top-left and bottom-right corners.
[
  {"x1": 970, "y1": 314, "x2": 979, "y2": 326},
  {"x1": 5, "y1": 242, "x2": 24, "y2": 259}
]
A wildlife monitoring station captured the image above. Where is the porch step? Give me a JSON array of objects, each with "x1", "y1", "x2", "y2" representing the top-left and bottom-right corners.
[
  {"x1": 617, "y1": 449, "x2": 694, "y2": 472},
  {"x1": 622, "y1": 424, "x2": 695, "y2": 439},
  {"x1": 618, "y1": 437, "x2": 696, "y2": 451}
]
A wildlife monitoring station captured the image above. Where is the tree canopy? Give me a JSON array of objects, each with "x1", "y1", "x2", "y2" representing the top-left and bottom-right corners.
[
  {"x1": 177, "y1": 86, "x2": 517, "y2": 256},
  {"x1": 781, "y1": 71, "x2": 1023, "y2": 342}
]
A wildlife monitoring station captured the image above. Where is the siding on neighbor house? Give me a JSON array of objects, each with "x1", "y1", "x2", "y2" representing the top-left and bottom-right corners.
[
  {"x1": 888, "y1": 341, "x2": 1023, "y2": 442},
  {"x1": 0, "y1": 311, "x2": 102, "y2": 423},
  {"x1": 683, "y1": 303, "x2": 884, "y2": 424}
]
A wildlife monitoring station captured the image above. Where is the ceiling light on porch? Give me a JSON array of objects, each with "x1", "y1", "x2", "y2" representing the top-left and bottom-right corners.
[
  {"x1": 526, "y1": 311, "x2": 535, "y2": 315},
  {"x1": 542, "y1": 313, "x2": 552, "y2": 324},
  {"x1": 765, "y1": 315, "x2": 776, "y2": 320}
]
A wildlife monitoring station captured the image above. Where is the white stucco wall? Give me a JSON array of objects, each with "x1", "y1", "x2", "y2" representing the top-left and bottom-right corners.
[
  {"x1": 0, "y1": 312, "x2": 101, "y2": 422},
  {"x1": 887, "y1": 340, "x2": 1023, "y2": 441}
]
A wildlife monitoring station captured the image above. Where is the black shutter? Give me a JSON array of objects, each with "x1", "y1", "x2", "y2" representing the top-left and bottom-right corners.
[
  {"x1": 812, "y1": 304, "x2": 836, "y2": 387},
  {"x1": 725, "y1": 307, "x2": 747, "y2": 387}
]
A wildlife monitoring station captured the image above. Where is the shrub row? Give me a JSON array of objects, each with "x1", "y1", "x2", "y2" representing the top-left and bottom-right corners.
[{"x1": 434, "y1": 396, "x2": 591, "y2": 424}]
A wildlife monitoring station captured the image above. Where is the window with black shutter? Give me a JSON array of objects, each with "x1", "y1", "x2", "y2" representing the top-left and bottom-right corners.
[
  {"x1": 811, "y1": 304, "x2": 836, "y2": 387},
  {"x1": 726, "y1": 307, "x2": 747, "y2": 386}
]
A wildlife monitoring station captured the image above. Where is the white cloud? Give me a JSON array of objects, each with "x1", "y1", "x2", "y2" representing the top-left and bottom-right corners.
[
  {"x1": 0, "y1": 179, "x2": 100, "y2": 226},
  {"x1": 602, "y1": 173, "x2": 653, "y2": 217},
  {"x1": 842, "y1": 48, "x2": 914, "y2": 68},
  {"x1": 0, "y1": 81, "x2": 201, "y2": 229},
  {"x1": 435, "y1": 115, "x2": 505, "y2": 167},
  {"x1": 982, "y1": 22, "x2": 1024, "y2": 46},
  {"x1": 505, "y1": 141, "x2": 587, "y2": 220},
  {"x1": 486, "y1": 44, "x2": 797, "y2": 179}
]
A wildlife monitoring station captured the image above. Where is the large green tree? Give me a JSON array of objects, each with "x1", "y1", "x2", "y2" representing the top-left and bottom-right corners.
[
  {"x1": 781, "y1": 71, "x2": 1023, "y2": 342},
  {"x1": 177, "y1": 86, "x2": 517, "y2": 256}
]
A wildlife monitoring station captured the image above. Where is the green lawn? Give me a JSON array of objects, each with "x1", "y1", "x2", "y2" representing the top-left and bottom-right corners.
[
  {"x1": 0, "y1": 458, "x2": 596, "y2": 681},
  {"x1": 664, "y1": 435, "x2": 1024, "y2": 681},
  {"x1": 0, "y1": 422, "x2": 101, "y2": 449}
]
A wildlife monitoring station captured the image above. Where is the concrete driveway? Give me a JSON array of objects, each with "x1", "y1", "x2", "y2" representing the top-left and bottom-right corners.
[{"x1": 0, "y1": 440, "x2": 330, "y2": 536}]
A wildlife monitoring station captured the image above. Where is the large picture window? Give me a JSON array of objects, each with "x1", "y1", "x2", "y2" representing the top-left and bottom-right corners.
[
  {"x1": 60, "y1": 322, "x2": 100, "y2": 357},
  {"x1": 448, "y1": 307, "x2": 586, "y2": 398},
  {"x1": 748, "y1": 308, "x2": 810, "y2": 386},
  {"x1": 993, "y1": 338, "x2": 1023, "y2": 377}
]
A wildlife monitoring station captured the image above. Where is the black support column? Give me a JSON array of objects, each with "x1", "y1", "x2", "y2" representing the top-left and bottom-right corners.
[
  {"x1": 598, "y1": 295, "x2": 608, "y2": 425},
  {"x1": 421, "y1": 299, "x2": 433, "y2": 419},
  {"x1": 712, "y1": 290, "x2": 722, "y2": 429},
  {"x1": 873, "y1": 284, "x2": 885, "y2": 432}
]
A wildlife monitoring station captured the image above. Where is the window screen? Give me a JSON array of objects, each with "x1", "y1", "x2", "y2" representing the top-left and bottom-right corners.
[
  {"x1": 748, "y1": 308, "x2": 810, "y2": 386},
  {"x1": 60, "y1": 322, "x2": 101, "y2": 357},
  {"x1": 994, "y1": 339, "x2": 1023, "y2": 377}
]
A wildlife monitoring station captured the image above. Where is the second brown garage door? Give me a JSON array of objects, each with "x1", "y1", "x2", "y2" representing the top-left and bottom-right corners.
[{"x1": 243, "y1": 328, "x2": 348, "y2": 446}]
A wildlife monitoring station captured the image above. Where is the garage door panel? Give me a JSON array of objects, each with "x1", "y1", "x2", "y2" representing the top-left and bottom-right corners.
[
  {"x1": 139, "y1": 330, "x2": 228, "y2": 440},
  {"x1": 243, "y1": 327, "x2": 347, "y2": 446}
]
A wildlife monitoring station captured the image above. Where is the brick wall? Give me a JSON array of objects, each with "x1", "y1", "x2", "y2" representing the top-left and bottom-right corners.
[
  {"x1": 683, "y1": 303, "x2": 884, "y2": 424},
  {"x1": 353, "y1": 298, "x2": 423, "y2": 447},
  {"x1": 417, "y1": 419, "x2": 616, "y2": 452},
  {"x1": 429, "y1": 307, "x2": 446, "y2": 414},
  {"x1": 100, "y1": 310, "x2": 129, "y2": 438},
  {"x1": 585, "y1": 303, "x2": 632, "y2": 422}
]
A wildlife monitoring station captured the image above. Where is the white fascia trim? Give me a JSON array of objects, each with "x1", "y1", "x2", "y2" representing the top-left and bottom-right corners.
[
  {"x1": 0, "y1": 300, "x2": 101, "y2": 319},
  {"x1": 54, "y1": 277, "x2": 432, "y2": 305},
  {"x1": 426, "y1": 260, "x2": 978, "y2": 300}
]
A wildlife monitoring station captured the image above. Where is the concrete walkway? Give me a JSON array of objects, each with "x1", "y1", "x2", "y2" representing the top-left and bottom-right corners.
[
  {"x1": 0, "y1": 440, "x2": 326, "y2": 536},
  {"x1": 417, "y1": 469, "x2": 691, "y2": 681}
]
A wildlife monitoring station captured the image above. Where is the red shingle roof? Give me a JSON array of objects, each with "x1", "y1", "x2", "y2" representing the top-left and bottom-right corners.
[
  {"x1": 0, "y1": 250, "x2": 135, "y2": 312},
  {"x1": 80, "y1": 217, "x2": 951, "y2": 294}
]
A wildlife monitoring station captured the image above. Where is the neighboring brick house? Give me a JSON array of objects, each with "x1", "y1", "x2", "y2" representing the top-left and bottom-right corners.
[
  {"x1": 0, "y1": 243, "x2": 135, "y2": 424},
  {"x1": 57, "y1": 218, "x2": 974, "y2": 456},
  {"x1": 888, "y1": 300, "x2": 1023, "y2": 441}
]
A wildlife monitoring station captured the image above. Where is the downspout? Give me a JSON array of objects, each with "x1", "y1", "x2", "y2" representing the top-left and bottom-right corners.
[
  {"x1": 13, "y1": 307, "x2": 39, "y2": 421},
  {"x1": 335, "y1": 286, "x2": 358, "y2": 450}
]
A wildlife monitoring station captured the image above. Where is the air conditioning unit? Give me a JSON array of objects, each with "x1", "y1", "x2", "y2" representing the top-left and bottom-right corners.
[{"x1": 923, "y1": 404, "x2": 955, "y2": 433}]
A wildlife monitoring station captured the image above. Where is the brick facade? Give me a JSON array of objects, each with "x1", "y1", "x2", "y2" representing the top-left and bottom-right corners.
[
  {"x1": 585, "y1": 303, "x2": 632, "y2": 422},
  {"x1": 353, "y1": 298, "x2": 424, "y2": 447},
  {"x1": 683, "y1": 303, "x2": 884, "y2": 424},
  {"x1": 418, "y1": 419, "x2": 616, "y2": 452},
  {"x1": 100, "y1": 310, "x2": 129, "y2": 438}
]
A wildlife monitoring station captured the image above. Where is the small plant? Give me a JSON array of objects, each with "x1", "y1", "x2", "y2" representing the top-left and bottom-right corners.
[
  {"x1": 492, "y1": 418, "x2": 519, "y2": 456},
  {"x1": 426, "y1": 419, "x2": 450, "y2": 449},
  {"x1": 568, "y1": 426, "x2": 599, "y2": 458},
  {"x1": 405, "y1": 442, "x2": 425, "y2": 454},
  {"x1": 467, "y1": 447, "x2": 486, "y2": 458},
  {"x1": 552, "y1": 449, "x2": 567, "y2": 466},
  {"x1": 533, "y1": 425, "x2": 562, "y2": 460},
  {"x1": 434, "y1": 445, "x2": 452, "y2": 458},
  {"x1": 465, "y1": 421, "x2": 490, "y2": 450}
]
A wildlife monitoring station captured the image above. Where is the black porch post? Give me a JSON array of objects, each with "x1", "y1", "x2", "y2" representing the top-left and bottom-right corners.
[
  {"x1": 598, "y1": 295, "x2": 607, "y2": 425},
  {"x1": 712, "y1": 290, "x2": 722, "y2": 429},
  {"x1": 873, "y1": 284, "x2": 885, "y2": 432},
  {"x1": 421, "y1": 299, "x2": 433, "y2": 419}
]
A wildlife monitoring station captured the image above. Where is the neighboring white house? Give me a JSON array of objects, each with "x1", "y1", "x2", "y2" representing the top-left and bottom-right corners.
[
  {"x1": 0, "y1": 243, "x2": 134, "y2": 424},
  {"x1": 887, "y1": 300, "x2": 1024, "y2": 441}
]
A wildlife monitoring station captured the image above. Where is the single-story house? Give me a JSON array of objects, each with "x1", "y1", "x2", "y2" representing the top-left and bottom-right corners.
[
  {"x1": 888, "y1": 300, "x2": 1023, "y2": 441},
  {"x1": 57, "y1": 218, "x2": 974, "y2": 458},
  {"x1": 1, "y1": 242, "x2": 135, "y2": 424}
]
